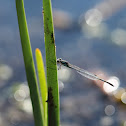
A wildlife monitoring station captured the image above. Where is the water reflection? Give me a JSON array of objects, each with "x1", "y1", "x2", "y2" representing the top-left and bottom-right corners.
[
  {"x1": 113, "y1": 87, "x2": 125, "y2": 100},
  {"x1": 111, "y1": 28, "x2": 126, "y2": 46},
  {"x1": 121, "y1": 92, "x2": 126, "y2": 104},
  {"x1": 82, "y1": 23, "x2": 108, "y2": 39},
  {"x1": 100, "y1": 116, "x2": 113, "y2": 126},
  {"x1": 124, "y1": 121, "x2": 126, "y2": 126},
  {"x1": 85, "y1": 9, "x2": 103, "y2": 27},
  {"x1": 104, "y1": 105, "x2": 115, "y2": 116},
  {"x1": 22, "y1": 99, "x2": 33, "y2": 114},
  {"x1": 14, "y1": 89, "x2": 26, "y2": 102},
  {"x1": 103, "y1": 76, "x2": 120, "y2": 94},
  {"x1": 0, "y1": 64, "x2": 13, "y2": 81}
]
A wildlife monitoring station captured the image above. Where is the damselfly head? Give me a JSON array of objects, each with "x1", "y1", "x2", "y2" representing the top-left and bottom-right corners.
[
  {"x1": 57, "y1": 58, "x2": 62, "y2": 63},
  {"x1": 57, "y1": 58, "x2": 62, "y2": 70}
]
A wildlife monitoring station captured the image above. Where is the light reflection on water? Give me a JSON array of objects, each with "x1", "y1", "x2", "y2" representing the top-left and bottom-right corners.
[
  {"x1": 121, "y1": 92, "x2": 126, "y2": 104},
  {"x1": 104, "y1": 105, "x2": 115, "y2": 116},
  {"x1": 103, "y1": 76, "x2": 120, "y2": 94},
  {"x1": 0, "y1": 64, "x2": 13, "y2": 81},
  {"x1": 113, "y1": 87, "x2": 125, "y2": 100},
  {"x1": 100, "y1": 116, "x2": 113, "y2": 126},
  {"x1": 14, "y1": 89, "x2": 26, "y2": 102},
  {"x1": 22, "y1": 99, "x2": 33, "y2": 114},
  {"x1": 85, "y1": 9, "x2": 103, "y2": 27}
]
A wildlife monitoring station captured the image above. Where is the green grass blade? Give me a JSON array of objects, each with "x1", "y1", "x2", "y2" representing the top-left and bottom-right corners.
[
  {"x1": 35, "y1": 48, "x2": 48, "y2": 126},
  {"x1": 15, "y1": 0, "x2": 44, "y2": 126},
  {"x1": 42, "y1": 0, "x2": 60, "y2": 125}
]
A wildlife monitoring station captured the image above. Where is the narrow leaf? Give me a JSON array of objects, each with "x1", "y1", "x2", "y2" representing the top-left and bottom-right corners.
[
  {"x1": 35, "y1": 48, "x2": 48, "y2": 126},
  {"x1": 15, "y1": 0, "x2": 44, "y2": 126},
  {"x1": 42, "y1": 0, "x2": 60, "y2": 125}
]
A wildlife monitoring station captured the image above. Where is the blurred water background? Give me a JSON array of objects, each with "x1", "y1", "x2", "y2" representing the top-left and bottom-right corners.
[{"x1": 1, "y1": 0, "x2": 126, "y2": 126}]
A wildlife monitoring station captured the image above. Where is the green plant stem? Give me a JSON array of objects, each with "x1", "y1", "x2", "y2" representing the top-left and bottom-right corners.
[
  {"x1": 15, "y1": 0, "x2": 44, "y2": 126},
  {"x1": 35, "y1": 48, "x2": 48, "y2": 126},
  {"x1": 42, "y1": 0, "x2": 60, "y2": 125}
]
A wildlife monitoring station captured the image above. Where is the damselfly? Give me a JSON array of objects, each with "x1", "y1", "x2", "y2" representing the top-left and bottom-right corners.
[{"x1": 57, "y1": 58, "x2": 114, "y2": 87}]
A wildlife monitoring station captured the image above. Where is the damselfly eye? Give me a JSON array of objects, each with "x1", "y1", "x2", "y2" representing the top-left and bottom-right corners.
[
  {"x1": 59, "y1": 58, "x2": 62, "y2": 61},
  {"x1": 57, "y1": 60, "x2": 60, "y2": 63},
  {"x1": 57, "y1": 58, "x2": 62, "y2": 63}
]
